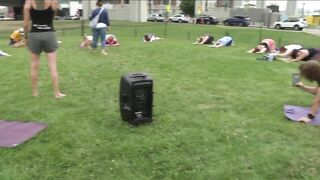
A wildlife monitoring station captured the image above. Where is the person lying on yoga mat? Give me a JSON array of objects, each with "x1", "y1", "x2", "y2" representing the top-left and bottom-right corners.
[
  {"x1": 294, "y1": 60, "x2": 320, "y2": 122},
  {"x1": 287, "y1": 48, "x2": 320, "y2": 62},
  {"x1": 247, "y1": 39, "x2": 276, "y2": 53},
  {"x1": 193, "y1": 34, "x2": 214, "y2": 45}
]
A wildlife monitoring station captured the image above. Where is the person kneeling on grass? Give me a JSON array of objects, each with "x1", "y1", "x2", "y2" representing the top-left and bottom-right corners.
[
  {"x1": 8, "y1": 28, "x2": 25, "y2": 48},
  {"x1": 286, "y1": 48, "x2": 320, "y2": 62},
  {"x1": 277, "y1": 44, "x2": 303, "y2": 58},
  {"x1": 193, "y1": 34, "x2": 214, "y2": 45},
  {"x1": 207, "y1": 36, "x2": 233, "y2": 48},
  {"x1": 80, "y1": 34, "x2": 120, "y2": 48},
  {"x1": 247, "y1": 39, "x2": 276, "y2": 53},
  {"x1": 294, "y1": 60, "x2": 320, "y2": 123},
  {"x1": 143, "y1": 33, "x2": 162, "y2": 42}
]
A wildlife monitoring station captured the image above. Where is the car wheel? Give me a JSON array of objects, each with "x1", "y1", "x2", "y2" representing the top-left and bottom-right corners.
[
  {"x1": 275, "y1": 24, "x2": 281, "y2": 29},
  {"x1": 238, "y1": 22, "x2": 243, "y2": 26},
  {"x1": 206, "y1": 21, "x2": 210, "y2": 25},
  {"x1": 293, "y1": 25, "x2": 300, "y2": 31},
  {"x1": 224, "y1": 22, "x2": 229, "y2": 26},
  {"x1": 179, "y1": 19, "x2": 183, "y2": 23}
]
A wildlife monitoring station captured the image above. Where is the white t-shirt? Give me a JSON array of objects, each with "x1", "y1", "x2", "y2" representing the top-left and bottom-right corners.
[{"x1": 285, "y1": 44, "x2": 302, "y2": 50}]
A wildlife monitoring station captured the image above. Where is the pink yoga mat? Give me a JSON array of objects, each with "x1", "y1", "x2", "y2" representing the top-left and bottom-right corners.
[
  {"x1": 0, "y1": 120, "x2": 47, "y2": 148},
  {"x1": 284, "y1": 105, "x2": 320, "y2": 125}
]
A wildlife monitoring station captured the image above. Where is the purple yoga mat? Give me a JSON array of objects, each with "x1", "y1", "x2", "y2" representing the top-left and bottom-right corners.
[
  {"x1": 0, "y1": 120, "x2": 47, "y2": 148},
  {"x1": 284, "y1": 105, "x2": 320, "y2": 125}
]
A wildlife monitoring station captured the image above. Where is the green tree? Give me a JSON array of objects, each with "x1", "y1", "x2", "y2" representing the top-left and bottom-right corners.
[{"x1": 179, "y1": 0, "x2": 195, "y2": 17}]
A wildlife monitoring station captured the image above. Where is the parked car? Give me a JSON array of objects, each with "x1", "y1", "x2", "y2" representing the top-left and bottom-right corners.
[
  {"x1": 147, "y1": 13, "x2": 165, "y2": 22},
  {"x1": 299, "y1": 18, "x2": 308, "y2": 27},
  {"x1": 63, "y1": 15, "x2": 80, "y2": 20},
  {"x1": 169, "y1": 14, "x2": 190, "y2": 23},
  {"x1": 223, "y1": 16, "x2": 250, "y2": 27},
  {"x1": 0, "y1": 15, "x2": 14, "y2": 21},
  {"x1": 196, "y1": 15, "x2": 219, "y2": 25},
  {"x1": 273, "y1": 18, "x2": 305, "y2": 31}
]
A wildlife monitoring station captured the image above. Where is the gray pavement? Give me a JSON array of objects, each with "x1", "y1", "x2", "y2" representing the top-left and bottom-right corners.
[{"x1": 304, "y1": 27, "x2": 320, "y2": 36}]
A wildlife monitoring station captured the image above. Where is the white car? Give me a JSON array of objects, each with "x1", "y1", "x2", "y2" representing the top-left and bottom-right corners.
[
  {"x1": 273, "y1": 18, "x2": 305, "y2": 31},
  {"x1": 169, "y1": 14, "x2": 190, "y2": 23},
  {"x1": 0, "y1": 15, "x2": 14, "y2": 21}
]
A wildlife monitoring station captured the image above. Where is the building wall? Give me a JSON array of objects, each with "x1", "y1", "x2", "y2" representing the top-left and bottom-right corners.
[
  {"x1": 232, "y1": 8, "x2": 280, "y2": 27},
  {"x1": 195, "y1": 0, "x2": 233, "y2": 19},
  {"x1": 83, "y1": 0, "x2": 154, "y2": 22}
]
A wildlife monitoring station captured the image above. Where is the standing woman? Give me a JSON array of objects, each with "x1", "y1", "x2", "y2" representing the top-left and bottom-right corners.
[
  {"x1": 89, "y1": 0, "x2": 110, "y2": 55},
  {"x1": 23, "y1": 0, "x2": 65, "y2": 98}
]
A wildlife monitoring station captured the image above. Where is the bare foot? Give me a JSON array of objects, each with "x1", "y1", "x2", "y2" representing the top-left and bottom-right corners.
[
  {"x1": 101, "y1": 51, "x2": 108, "y2": 56},
  {"x1": 32, "y1": 91, "x2": 39, "y2": 97},
  {"x1": 55, "y1": 93, "x2": 66, "y2": 99}
]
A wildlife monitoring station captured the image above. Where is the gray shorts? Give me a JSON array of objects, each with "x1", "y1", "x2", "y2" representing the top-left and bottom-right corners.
[{"x1": 28, "y1": 32, "x2": 58, "y2": 55}]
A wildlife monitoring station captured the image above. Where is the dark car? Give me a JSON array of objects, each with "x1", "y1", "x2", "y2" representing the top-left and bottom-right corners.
[
  {"x1": 196, "y1": 15, "x2": 219, "y2": 25},
  {"x1": 223, "y1": 16, "x2": 250, "y2": 27}
]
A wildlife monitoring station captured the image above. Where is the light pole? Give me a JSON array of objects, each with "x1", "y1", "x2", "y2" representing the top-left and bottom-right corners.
[{"x1": 302, "y1": 3, "x2": 305, "y2": 18}]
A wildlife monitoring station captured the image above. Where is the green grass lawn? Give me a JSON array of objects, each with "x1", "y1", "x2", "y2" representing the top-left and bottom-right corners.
[{"x1": 1, "y1": 21, "x2": 320, "y2": 179}]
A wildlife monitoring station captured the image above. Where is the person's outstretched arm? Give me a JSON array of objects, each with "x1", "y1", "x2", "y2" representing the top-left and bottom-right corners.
[
  {"x1": 199, "y1": 36, "x2": 209, "y2": 44},
  {"x1": 299, "y1": 87, "x2": 320, "y2": 122},
  {"x1": 295, "y1": 82, "x2": 318, "y2": 95}
]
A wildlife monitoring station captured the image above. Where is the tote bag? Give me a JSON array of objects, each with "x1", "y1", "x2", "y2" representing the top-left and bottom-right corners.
[{"x1": 89, "y1": 8, "x2": 104, "y2": 28}]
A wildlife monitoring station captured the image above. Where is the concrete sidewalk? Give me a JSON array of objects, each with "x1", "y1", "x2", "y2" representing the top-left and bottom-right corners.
[{"x1": 304, "y1": 27, "x2": 320, "y2": 36}]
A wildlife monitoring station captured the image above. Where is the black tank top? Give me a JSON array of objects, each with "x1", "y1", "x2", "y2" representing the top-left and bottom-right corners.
[{"x1": 30, "y1": 6, "x2": 55, "y2": 32}]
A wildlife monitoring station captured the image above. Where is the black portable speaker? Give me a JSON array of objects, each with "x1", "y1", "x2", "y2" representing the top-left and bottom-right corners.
[{"x1": 119, "y1": 73, "x2": 153, "y2": 125}]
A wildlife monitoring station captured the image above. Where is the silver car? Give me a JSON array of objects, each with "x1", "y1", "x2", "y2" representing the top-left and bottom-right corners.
[{"x1": 147, "y1": 14, "x2": 165, "y2": 22}]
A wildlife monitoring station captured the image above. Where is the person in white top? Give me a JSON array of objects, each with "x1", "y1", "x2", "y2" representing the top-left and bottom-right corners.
[{"x1": 277, "y1": 44, "x2": 303, "y2": 58}]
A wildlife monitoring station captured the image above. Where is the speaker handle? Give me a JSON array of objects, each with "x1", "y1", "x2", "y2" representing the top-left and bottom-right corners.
[{"x1": 129, "y1": 73, "x2": 147, "y2": 78}]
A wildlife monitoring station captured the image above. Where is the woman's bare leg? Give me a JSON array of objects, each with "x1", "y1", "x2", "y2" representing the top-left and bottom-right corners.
[
  {"x1": 46, "y1": 52, "x2": 66, "y2": 98},
  {"x1": 30, "y1": 53, "x2": 40, "y2": 96}
]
